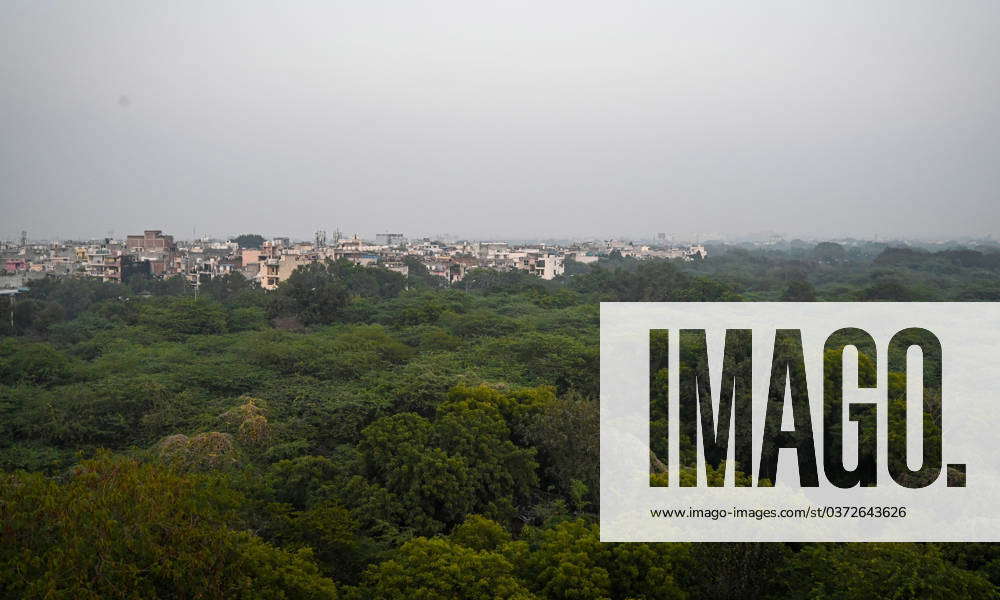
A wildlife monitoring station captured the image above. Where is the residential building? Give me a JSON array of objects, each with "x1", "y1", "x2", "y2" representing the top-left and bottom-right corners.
[
  {"x1": 376, "y1": 233, "x2": 405, "y2": 246},
  {"x1": 127, "y1": 230, "x2": 175, "y2": 253}
]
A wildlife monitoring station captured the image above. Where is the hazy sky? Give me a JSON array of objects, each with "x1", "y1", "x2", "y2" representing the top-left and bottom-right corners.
[{"x1": 2, "y1": 1, "x2": 999, "y2": 241}]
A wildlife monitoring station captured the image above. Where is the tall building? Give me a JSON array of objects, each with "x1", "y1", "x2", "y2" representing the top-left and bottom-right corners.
[
  {"x1": 125, "y1": 230, "x2": 177, "y2": 276},
  {"x1": 84, "y1": 250, "x2": 149, "y2": 283},
  {"x1": 376, "y1": 233, "x2": 405, "y2": 246},
  {"x1": 126, "y1": 230, "x2": 176, "y2": 252}
]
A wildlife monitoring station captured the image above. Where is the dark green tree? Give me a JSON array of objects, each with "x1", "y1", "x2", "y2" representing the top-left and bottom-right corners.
[{"x1": 230, "y1": 233, "x2": 266, "y2": 249}]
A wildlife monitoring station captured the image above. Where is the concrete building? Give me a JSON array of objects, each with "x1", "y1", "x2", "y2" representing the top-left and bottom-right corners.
[
  {"x1": 84, "y1": 250, "x2": 148, "y2": 283},
  {"x1": 382, "y1": 262, "x2": 409, "y2": 277},
  {"x1": 127, "y1": 230, "x2": 175, "y2": 252},
  {"x1": 3, "y1": 258, "x2": 28, "y2": 273},
  {"x1": 241, "y1": 248, "x2": 267, "y2": 268},
  {"x1": 426, "y1": 257, "x2": 466, "y2": 283},
  {"x1": 125, "y1": 230, "x2": 178, "y2": 276},
  {"x1": 376, "y1": 233, "x2": 405, "y2": 246},
  {"x1": 511, "y1": 251, "x2": 565, "y2": 280},
  {"x1": 258, "y1": 253, "x2": 331, "y2": 290},
  {"x1": 566, "y1": 252, "x2": 599, "y2": 265}
]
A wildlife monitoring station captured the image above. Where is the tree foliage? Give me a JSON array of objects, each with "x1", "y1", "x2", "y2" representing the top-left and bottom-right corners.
[
  {"x1": 3, "y1": 250, "x2": 1000, "y2": 597},
  {"x1": 231, "y1": 233, "x2": 266, "y2": 249},
  {"x1": 0, "y1": 454, "x2": 337, "y2": 599}
]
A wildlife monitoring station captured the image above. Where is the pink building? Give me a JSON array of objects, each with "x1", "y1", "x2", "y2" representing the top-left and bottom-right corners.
[{"x1": 3, "y1": 259, "x2": 28, "y2": 272}]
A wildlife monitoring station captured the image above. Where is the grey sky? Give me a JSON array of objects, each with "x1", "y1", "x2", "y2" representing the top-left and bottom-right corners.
[{"x1": 2, "y1": 0, "x2": 999, "y2": 241}]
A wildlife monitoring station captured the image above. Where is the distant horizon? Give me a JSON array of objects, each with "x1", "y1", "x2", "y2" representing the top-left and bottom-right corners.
[{"x1": 6, "y1": 226, "x2": 999, "y2": 247}]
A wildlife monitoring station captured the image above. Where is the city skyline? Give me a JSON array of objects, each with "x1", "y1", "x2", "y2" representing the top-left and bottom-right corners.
[{"x1": 4, "y1": 225, "x2": 998, "y2": 247}]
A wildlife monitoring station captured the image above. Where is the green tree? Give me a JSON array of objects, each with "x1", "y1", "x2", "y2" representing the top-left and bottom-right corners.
[
  {"x1": 24, "y1": 276, "x2": 129, "y2": 319},
  {"x1": 270, "y1": 261, "x2": 351, "y2": 325},
  {"x1": 270, "y1": 501, "x2": 366, "y2": 583},
  {"x1": 682, "y1": 543, "x2": 787, "y2": 600},
  {"x1": 521, "y1": 520, "x2": 688, "y2": 600},
  {"x1": 520, "y1": 519, "x2": 611, "y2": 600},
  {"x1": 435, "y1": 388, "x2": 539, "y2": 522},
  {"x1": 859, "y1": 277, "x2": 921, "y2": 301},
  {"x1": 526, "y1": 390, "x2": 598, "y2": 508},
  {"x1": 200, "y1": 271, "x2": 259, "y2": 304},
  {"x1": 450, "y1": 514, "x2": 513, "y2": 552},
  {"x1": 231, "y1": 233, "x2": 266, "y2": 249},
  {"x1": 0, "y1": 340, "x2": 76, "y2": 386},
  {"x1": 403, "y1": 255, "x2": 446, "y2": 288},
  {"x1": 137, "y1": 297, "x2": 229, "y2": 337},
  {"x1": 354, "y1": 537, "x2": 536, "y2": 600},
  {"x1": 354, "y1": 413, "x2": 476, "y2": 535},
  {"x1": 269, "y1": 259, "x2": 403, "y2": 326},
  {"x1": 776, "y1": 543, "x2": 995, "y2": 599},
  {"x1": 812, "y1": 241, "x2": 846, "y2": 263},
  {"x1": 0, "y1": 454, "x2": 337, "y2": 599},
  {"x1": 781, "y1": 279, "x2": 816, "y2": 301}
]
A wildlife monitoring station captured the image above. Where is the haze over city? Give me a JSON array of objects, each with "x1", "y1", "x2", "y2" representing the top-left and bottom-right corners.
[{"x1": 3, "y1": 1, "x2": 999, "y2": 240}]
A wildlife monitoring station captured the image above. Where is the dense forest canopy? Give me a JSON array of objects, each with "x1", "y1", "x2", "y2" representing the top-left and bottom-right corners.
[{"x1": 3, "y1": 243, "x2": 1000, "y2": 599}]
